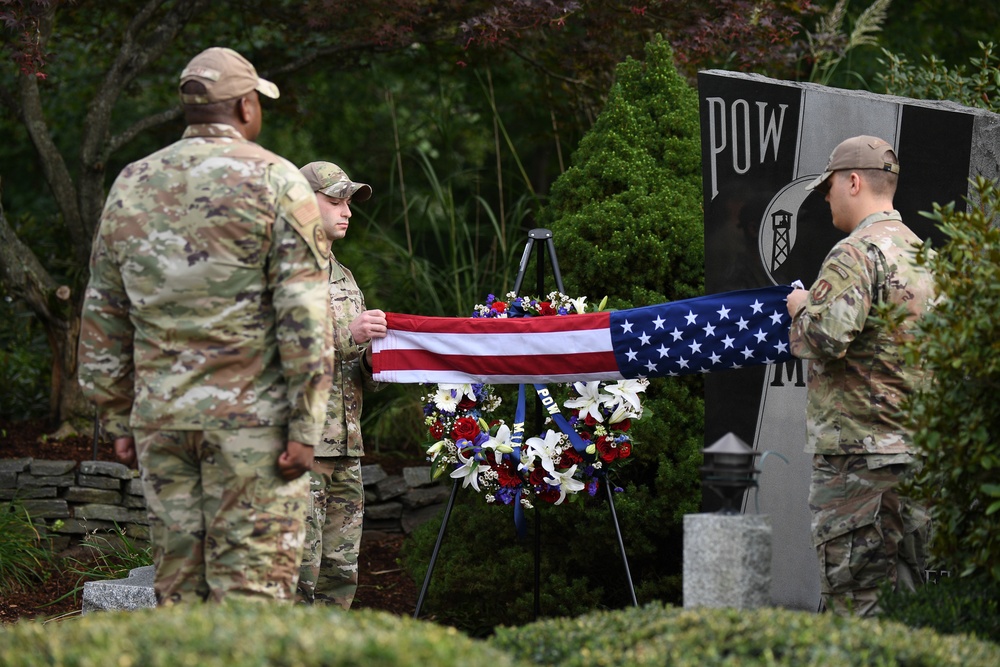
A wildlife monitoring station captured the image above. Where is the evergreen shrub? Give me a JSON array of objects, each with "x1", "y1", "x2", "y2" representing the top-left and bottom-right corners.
[
  {"x1": 401, "y1": 34, "x2": 705, "y2": 634},
  {"x1": 901, "y1": 176, "x2": 1000, "y2": 582},
  {"x1": 489, "y1": 602, "x2": 1000, "y2": 667},
  {"x1": 0, "y1": 602, "x2": 526, "y2": 667}
]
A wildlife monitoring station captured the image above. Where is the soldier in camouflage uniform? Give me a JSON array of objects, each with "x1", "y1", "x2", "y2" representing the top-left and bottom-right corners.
[
  {"x1": 787, "y1": 136, "x2": 933, "y2": 617},
  {"x1": 296, "y1": 161, "x2": 385, "y2": 608},
  {"x1": 78, "y1": 47, "x2": 333, "y2": 605}
]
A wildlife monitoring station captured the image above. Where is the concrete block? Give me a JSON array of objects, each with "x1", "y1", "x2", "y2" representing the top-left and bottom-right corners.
[
  {"x1": 82, "y1": 566, "x2": 156, "y2": 614},
  {"x1": 684, "y1": 513, "x2": 772, "y2": 610}
]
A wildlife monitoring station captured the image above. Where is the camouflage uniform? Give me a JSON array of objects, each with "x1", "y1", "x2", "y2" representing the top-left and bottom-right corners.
[
  {"x1": 298, "y1": 258, "x2": 380, "y2": 608},
  {"x1": 789, "y1": 211, "x2": 933, "y2": 616},
  {"x1": 78, "y1": 122, "x2": 333, "y2": 604}
]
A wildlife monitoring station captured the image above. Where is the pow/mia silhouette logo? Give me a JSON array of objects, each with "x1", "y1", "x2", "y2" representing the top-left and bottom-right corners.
[{"x1": 811, "y1": 279, "x2": 832, "y2": 304}]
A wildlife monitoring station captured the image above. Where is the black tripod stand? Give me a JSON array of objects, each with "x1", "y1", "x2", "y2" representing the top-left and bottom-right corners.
[{"x1": 413, "y1": 228, "x2": 638, "y2": 620}]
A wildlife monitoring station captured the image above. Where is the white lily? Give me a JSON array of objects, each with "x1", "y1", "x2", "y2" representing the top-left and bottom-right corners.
[
  {"x1": 603, "y1": 378, "x2": 648, "y2": 414},
  {"x1": 568, "y1": 295, "x2": 588, "y2": 315},
  {"x1": 564, "y1": 381, "x2": 606, "y2": 423},
  {"x1": 426, "y1": 439, "x2": 450, "y2": 457},
  {"x1": 450, "y1": 446, "x2": 481, "y2": 492},
  {"x1": 433, "y1": 383, "x2": 476, "y2": 412},
  {"x1": 544, "y1": 465, "x2": 586, "y2": 504},
  {"x1": 520, "y1": 430, "x2": 562, "y2": 473},
  {"x1": 483, "y1": 423, "x2": 515, "y2": 454}
]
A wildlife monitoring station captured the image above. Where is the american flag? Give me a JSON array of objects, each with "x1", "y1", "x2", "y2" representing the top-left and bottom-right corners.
[{"x1": 371, "y1": 285, "x2": 794, "y2": 384}]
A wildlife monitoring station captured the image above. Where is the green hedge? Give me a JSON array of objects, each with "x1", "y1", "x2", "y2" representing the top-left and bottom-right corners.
[
  {"x1": 489, "y1": 602, "x2": 1000, "y2": 667},
  {"x1": 6, "y1": 602, "x2": 996, "y2": 667},
  {"x1": 0, "y1": 602, "x2": 525, "y2": 667}
]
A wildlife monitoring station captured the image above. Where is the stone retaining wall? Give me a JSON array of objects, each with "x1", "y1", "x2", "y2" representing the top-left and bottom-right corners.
[{"x1": 1, "y1": 457, "x2": 448, "y2": 550}]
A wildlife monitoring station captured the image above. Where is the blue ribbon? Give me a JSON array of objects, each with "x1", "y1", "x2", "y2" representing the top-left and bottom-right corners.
[
  {"x1": 511, "y1": 384, "x2": 527, "y2": 538},
  {"x1": 530, "y1": 384, "x2": 591, "y2": 454}
]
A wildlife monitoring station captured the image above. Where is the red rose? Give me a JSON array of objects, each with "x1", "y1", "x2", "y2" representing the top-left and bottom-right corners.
[
  {"x1": 618, "y1": 440, "x2": 632, "y2": 458},
  {"x1": 616, "y1": 419, "x2": 631, "y2": 432},
  {"x1": 450, "y1": 416, "x2": 480, "y2": 442},
  {"x1": 457, "y1": 396, "x2": 477, "y2": 410},
  {"x1": 537, "y1": 486, "x2": 561, "y2": 503},
  {"x1": 529, "y1": 467, "x2": 548, "y2": 487},
  {"x1": 584, "y1": 413, "x2": 599, "y2": 426},
  {"x1": 537, "y1": 301, "x2": 555, "y2": 316},
  {"x1": 429, "y1": 421, "x2": 444, "y2": 439},
  {"x1": 491, "y1": 301, "x2": 507, "y2": 314},
  {"x1": 497, "y1": 462, "x2": 522, "y2": 488},
  {"x1": 559, "y1": 448, "x2": 583, "y2": 467},
  {"x1": 595, "y1": 435, "x2": 616, "y2": 462}
]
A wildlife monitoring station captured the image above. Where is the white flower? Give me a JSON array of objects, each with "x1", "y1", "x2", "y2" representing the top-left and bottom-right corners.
[
  {"x1": 426, "y1": 439, "x2": 449, "y2": 457},
  {"x1": 520, "y1": 429, "x2": 562, "y2": 473},
  {"x1": 450, "y1": 446, "x2": 481, "y2": 492},
  {"x1": 568, "y1": 295, "x2": 588, "y2": 314},
  {"x1": 483, "y1": 423, "x2": 515, "y2": 454},
  {"x1": 433, "y1": 383, "x2": 476, "y2": 412},
  {"x1": 563, "y1": 381, "x2": 607, "y2": 423},
  {"x1": 544, "y1": 465, "x2": 585, "y2": 504},
  {"x1": 603, "y1": 379, "x2": 648, "y2": 415}
]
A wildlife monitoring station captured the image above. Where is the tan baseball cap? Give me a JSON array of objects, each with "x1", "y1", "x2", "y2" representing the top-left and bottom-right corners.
[
  {"x1": 805, "y1": 135, "x2": 900, "y2": 191},
  {"x1": 179, "y1": 47, "x2": 279, "y2": 104},
  {"x1": 299, "y1": 162, "x2": 373, "y2": 202}
]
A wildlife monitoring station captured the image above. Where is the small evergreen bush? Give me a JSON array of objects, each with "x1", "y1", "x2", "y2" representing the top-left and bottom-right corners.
[
  {"x1": 0, "y1": 602, "x2": 527, "y2": 667},
  {"x1": 489, "y1": 602, "x2": 1000, "y2": 667},
  {"x1": 901, "y1": 176, "x2": 1000, "y2": 583}
]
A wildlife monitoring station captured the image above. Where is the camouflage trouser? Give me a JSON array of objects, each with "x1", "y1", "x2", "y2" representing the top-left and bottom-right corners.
[
  {"x1": 134, "y1": 427, "x2": 309, "y2": 605},
  {"x1": 296, "y1": 455, "x2": 363, "y2": 608},
  {"x1": 809, "y1": 454, "x2": 931, "y2": 617}
]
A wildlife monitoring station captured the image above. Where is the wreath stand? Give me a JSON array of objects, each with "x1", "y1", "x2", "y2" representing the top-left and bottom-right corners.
[{"x1": 413, "y1": 228, "x2": 638, "y2": 620}]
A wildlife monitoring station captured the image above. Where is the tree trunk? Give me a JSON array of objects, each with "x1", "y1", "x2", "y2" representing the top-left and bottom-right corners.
[{"x1": 0, "y1": 178, "x2": 90, "y2": 431}]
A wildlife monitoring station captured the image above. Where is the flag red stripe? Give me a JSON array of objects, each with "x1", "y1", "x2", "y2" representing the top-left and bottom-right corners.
[{"x1": 375, "y1": 348, "x2": 620, "y2": 377}]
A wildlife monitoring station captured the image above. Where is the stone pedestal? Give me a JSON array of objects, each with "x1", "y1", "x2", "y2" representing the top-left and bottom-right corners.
[
  {"x1": 82, "y1": 565, "x2": 156, "y2": 614},
  {"x1": 683, "y1": 513, "x2": 771, "y2": 609}
]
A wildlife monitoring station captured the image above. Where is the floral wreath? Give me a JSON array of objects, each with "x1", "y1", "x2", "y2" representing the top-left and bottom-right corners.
[{"x1": 422, "y1": 291, "x2": 648, "y2": 514}]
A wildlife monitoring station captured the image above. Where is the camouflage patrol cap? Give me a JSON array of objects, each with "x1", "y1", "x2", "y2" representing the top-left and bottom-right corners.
[
  {"x1": 299, "y1": 162, "x2": 372, "y2": 202},
  {"x1": 179, "y1": 47, "x2": 280, "y2": 104},
  {"x1": 805, "y1": 135, "x2": 900, "y2": 191}
]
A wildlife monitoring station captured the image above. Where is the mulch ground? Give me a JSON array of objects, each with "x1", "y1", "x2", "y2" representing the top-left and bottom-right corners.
[{"x1": 0, "y1": 418, "x2": 420, "y2": 624}]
